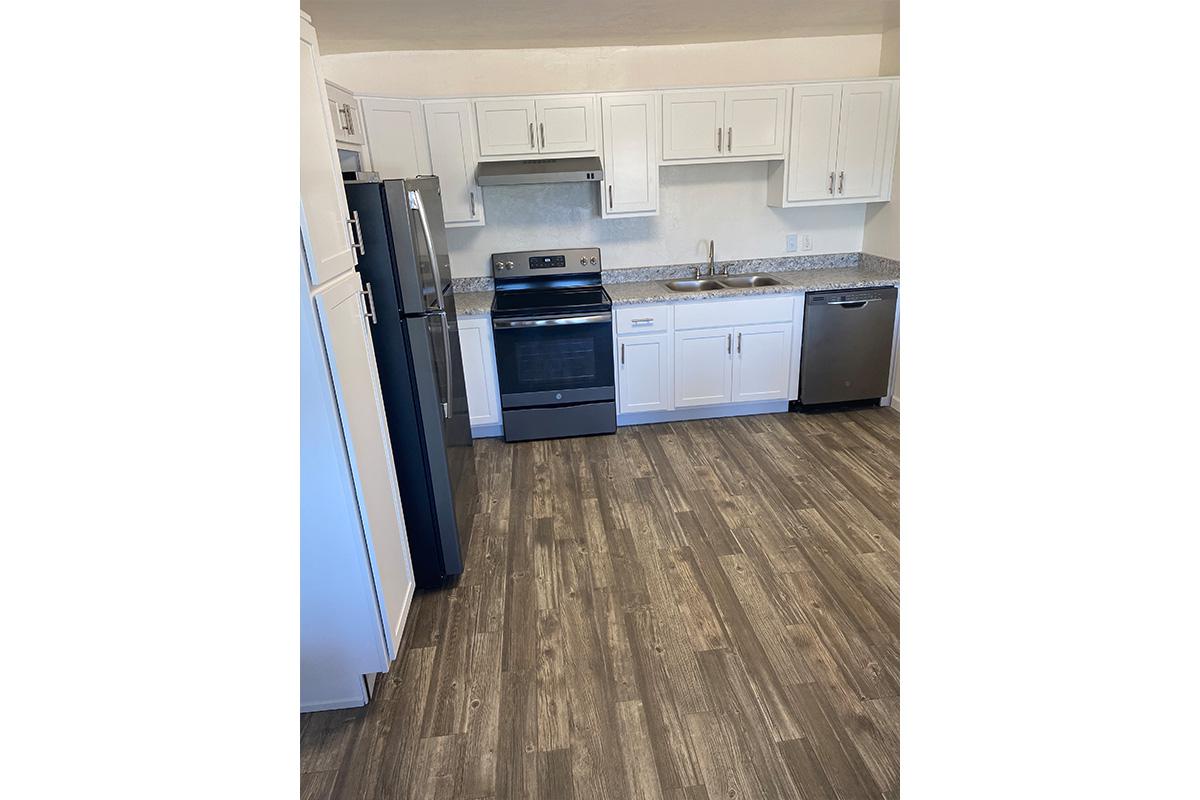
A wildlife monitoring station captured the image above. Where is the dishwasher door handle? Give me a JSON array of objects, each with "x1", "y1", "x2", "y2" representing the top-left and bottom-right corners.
[{"x1": 827, "y1": 298, "x2": 878, "y2": 306}]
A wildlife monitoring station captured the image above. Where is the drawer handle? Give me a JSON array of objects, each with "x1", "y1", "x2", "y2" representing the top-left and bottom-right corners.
[
  {"x1": 631, "y1": 318, "x2": 653, "y2": 325},
  {"x1": 737, "y1": 331, "x2": 742, "y2": 354},
  {"x1": 620, "y1": 342, "x2": 625, "y2": 365}
]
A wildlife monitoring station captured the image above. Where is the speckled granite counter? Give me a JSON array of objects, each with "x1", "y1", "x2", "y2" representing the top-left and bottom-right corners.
[
  {"x1": 451, "y1": 254, "x2": 899, "y2": 313},
  {"x1": 454, "y1": 290, "x2": 494, "y2": 316},
  {"x1": 605, "y1": 263, "x2": 899, "y2": 306}
]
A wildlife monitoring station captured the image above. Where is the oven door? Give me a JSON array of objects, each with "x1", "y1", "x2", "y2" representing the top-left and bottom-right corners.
[{"x1": 492, "y1": 312, "x2": 615, "y2": 408}]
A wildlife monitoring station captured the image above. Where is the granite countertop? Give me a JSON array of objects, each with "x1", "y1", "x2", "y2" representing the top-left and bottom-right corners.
[
  {"x1": 454, "y1": 290, "x2": 494, "y2": 316},
  {"x1": 605, "y1": 264, "x2": 900, "y2": 306},
  {"x1": 451, "y1": 253, "x2": 899, "y2": 314}
]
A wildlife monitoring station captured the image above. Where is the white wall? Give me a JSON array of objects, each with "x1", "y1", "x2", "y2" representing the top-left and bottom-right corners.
[
  {"x1": 862, "y1": 26, "x2": 900, "y2": 260},
  {"x1": 447, "y1": 162, "x2": 867, "y2": 277},
  {"x1": 322, "y1": 35, "x2": 884, "y2": 97}
]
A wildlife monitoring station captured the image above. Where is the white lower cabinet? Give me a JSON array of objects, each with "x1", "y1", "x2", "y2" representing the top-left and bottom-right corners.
[
  {"x1": 618, "y1": 332, "x2": 671, "y2": 413},
  {"x1": 674, "y1": 327, "x2": 735, "y2": 407},
  {"x1": 732, "y1": 323, "x2": 793, "y2": 402},
  {"x1": 457, "y1": 315, "x2": 501, "y2": 431},
  {"x1": 617, "y1": 296, "x2": 798, "y2": 420}
]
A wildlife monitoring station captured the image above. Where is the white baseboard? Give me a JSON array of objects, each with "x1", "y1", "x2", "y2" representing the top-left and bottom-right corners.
[{"x1": 470, "y1": 423, "x2": 504, "y2": 439}]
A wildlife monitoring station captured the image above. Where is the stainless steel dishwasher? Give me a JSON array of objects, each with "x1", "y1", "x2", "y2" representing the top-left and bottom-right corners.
[{"x1": 800, "y1": 286, "x2": 898, "y2": 405}]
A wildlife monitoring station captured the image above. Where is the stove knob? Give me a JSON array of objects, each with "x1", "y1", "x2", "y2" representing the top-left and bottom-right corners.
[
  {"x1": 589, "y1": 257, "x2": 597, "y2": 265},
  {"x1": 506, "y1": 261, "x2": 514, "y2": 269},
  {"x1": 579, "y1": 257, "x2": 587, "y2": 265}
]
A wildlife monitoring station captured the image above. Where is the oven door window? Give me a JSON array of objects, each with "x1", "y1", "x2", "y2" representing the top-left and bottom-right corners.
[{"x1": 493, "y1": 319, "x2": 614, "y2": 404}]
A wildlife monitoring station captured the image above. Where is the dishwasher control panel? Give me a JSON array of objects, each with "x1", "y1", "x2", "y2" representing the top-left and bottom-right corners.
[{"x1": 808, "y1": 287, "x2": 893, "y2": 305}]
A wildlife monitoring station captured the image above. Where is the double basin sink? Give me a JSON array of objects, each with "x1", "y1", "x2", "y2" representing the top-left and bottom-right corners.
[{"x1": 665, "y1": 273, "x2": 784, "y2": 292}]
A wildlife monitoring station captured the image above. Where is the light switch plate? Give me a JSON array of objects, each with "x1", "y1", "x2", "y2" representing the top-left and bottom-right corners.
[{"x1": 800, "y1": 233, "x2": 813, "y2": 251}]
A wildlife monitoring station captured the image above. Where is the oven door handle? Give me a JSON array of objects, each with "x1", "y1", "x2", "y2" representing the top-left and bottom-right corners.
[{"x1": 493, "y1": 312, "x2": 612, "y2": 328}]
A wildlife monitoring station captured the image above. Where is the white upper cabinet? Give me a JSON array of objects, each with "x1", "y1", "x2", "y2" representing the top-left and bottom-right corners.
[
  {"x1": 769, "y1": 78, "x2": 898, "y2": 207},
  {"x1": 834, "y1": 81, "x2": 895, "y2": 200},
  {"x1": 662, "y1": 87, "x2": 787, "y2": 162},
  {"x1": 300, "y1": 18, "x2": 356, "y2": 285},
  {"x1": 536, "y1": 95, "x2": 598, "y2": 154},
  {"x1": 723, "y1": 88, "x2": 788, "y2": 157},
  {"x1": 423, "y1": 100, "x2": 485, "y2": 227},
  {"x1": 474, "y1": 97, "x2": 538, "y2": 157},
  {"x1": 359, "y1": 97, "x2": 431, "y2": 179},
  {"x1": 326, "y1": 82, "x2": 365, "y2": 146},
  {"x1": 600, "y1": 93, "x2": 658, "y2": 218},
  {"x1": 475, "y1": 95, "x2": 599, "y2": 158},
  {"x1": 784, "y1": 84, "x2": 842, "y2": 201},
  {"x1": 661, "y1": 90, "x2": 725, "y2": 160}
]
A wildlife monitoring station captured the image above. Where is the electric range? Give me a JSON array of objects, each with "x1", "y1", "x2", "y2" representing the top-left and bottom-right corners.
[{"x1": 490, "y1": 248, "x2": 616, "y2": 443}]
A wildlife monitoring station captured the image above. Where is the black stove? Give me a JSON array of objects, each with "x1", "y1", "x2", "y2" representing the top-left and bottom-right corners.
[{"x1": 490, "y1": 248, "x2": 616, "y2": 442}]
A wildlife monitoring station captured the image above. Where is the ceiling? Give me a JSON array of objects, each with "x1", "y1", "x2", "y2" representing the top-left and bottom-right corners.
[{"x1": 303, "y1": 0, "x2": 899, "y2": 54}]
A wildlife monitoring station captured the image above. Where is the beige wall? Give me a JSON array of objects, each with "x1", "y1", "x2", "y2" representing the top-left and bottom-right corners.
[
  {"x1": 322, "y1": 34, "x2": 884, "y2": 97},
  {"x1": 862, "y1": 26, "x2": 899, "y2": 261}
]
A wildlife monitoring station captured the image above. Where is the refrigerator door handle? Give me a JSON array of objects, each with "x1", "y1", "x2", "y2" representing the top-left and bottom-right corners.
[
  {"x1": 408, "y1": 189, "x2": 446, "y2": 313},
  {"x1": 432, "y1": 310, "x2": 453, "y2": 420}
]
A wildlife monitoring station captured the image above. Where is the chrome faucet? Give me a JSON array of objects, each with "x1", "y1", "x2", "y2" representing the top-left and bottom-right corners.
[{"x1": 706, "y1": 239, "x2": 728, "y2": 277}]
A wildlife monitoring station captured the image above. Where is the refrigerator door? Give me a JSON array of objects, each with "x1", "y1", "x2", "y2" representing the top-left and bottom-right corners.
[
  {"x1": 381, "y1": 177, "x2": 451, "y2": 316},
  {"x1": 404, "y1": 302, "x2": 476, "y2": 586}
]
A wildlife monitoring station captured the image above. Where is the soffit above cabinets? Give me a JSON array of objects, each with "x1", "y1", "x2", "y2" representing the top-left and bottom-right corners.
[{"x1": 302, "y1": 0, "x2": 899, "y2": 53}]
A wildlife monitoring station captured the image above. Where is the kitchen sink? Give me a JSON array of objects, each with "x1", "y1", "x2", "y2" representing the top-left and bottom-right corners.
[
  {"x1": 665, "y1": 279, "x2": 725, "y2": 292},
  {"x1": 719, "y1": 274, "x2": 782, "y2": 288}
]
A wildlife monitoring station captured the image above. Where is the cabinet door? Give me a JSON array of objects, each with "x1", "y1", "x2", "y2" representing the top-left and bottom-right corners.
[
  {"x1": 834, "y1": 81, "x2": 894, "y2": 200},
  {"x1": 786, "y1": 84, "x2": 843, "y2": 201},
  {"x1": 424, "y1": 101, "x2": 485, "y2": 226},
  {"x1": 732, "y1": 323, "x2": 793, "y2": 403},
  {"x1": 475, "y1": 97, "x2": 538, "y2": 157},
  {"x1": 457, "y1": 318, "x2": 501, "y2": 428},
  {"x1": 300, "y1": 19, "x2": 356, "y2": 284},
  {"x1": 619, "y1": 333, "x2": 671, "y2": 413},
  {"x1": 661, "y1": 90, "x2": 725, "y2": 160},
  {"x1": 601, "y1": 93, "x2": 658, "y2": 217},
  {"x1": 327, "y1": 83, "x2": 365, "y2": 146},
  {"x1": 674, "y1": 327, "x2": 733, "y2": 407},
  {"x1": 535, "y1": 94, "x2": 597, "y2": 154},
  {"x1": 313, "y1": 271, "x2": 416, "y2": 659},
  {"x1": 360, "y1": 98, "x2": 431, "y2": 179},
  {"x1": 723, "y1": 87, "x2": 788, "y2": 157}
]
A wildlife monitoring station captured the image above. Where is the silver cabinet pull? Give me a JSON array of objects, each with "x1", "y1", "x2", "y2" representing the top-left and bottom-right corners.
[
  {"x1": 347, "y1": 211, "x2": 365, "y2": 254},
  {"x1": 828, "y1": 172, "x2": 835, "y2": 194},
  {"x1": 529, "y1": 122, "x2": 535, "y2": 148},
  {"x1": 717, "y1": 127, "x2": 722, "y2": 152},
  {"x1": 631, "y1": 318, "x2": 653, "y2": 325},
  {"x1": 620, "y1": 342, "x2": 625, "y2": 366},
  {"x1": 336, "y1": 105, "x2": 348, "y2": 133},
  {"x1": 727, "y1": 333, "x2": 732, "y2": 354},
  {"x1": 838, "y1": 171, "x2": 845, "y2": 194},
  {"x1": 608, "y1": 184, "x2": 613, "y2": 209},
  {"x1": 737, "y1": 332, "x2": 742, "y2": 354},
  {"x1": 469, "y1": 191, "x2": 476, "y2": 217},
  {"x1": 539, "y1": 122, "x2": 545, "y2": 149},
  {"x1": 727, "y1": 127, "x2": 732, "y2": 151},
  {"x1": 344, "y1": 104, "x2": 355, "y2": 135},
  {"x1": 361, "y1": 281, "x2": 378, "y2": 324}
]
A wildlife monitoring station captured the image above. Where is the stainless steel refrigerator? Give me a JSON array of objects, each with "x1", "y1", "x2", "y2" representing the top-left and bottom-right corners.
[{"x1": 343, "y1": 176, "x2": 476, "y2": 589}]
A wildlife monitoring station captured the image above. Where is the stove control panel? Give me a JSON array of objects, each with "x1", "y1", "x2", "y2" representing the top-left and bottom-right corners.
[{"x1": 492, "y1": 248, "x2": 601, "y2": 278}]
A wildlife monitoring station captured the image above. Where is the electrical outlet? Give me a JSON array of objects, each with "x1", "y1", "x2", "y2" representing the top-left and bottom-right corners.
[
  {"x1": 785, "y1": 233, "x2": 798, "y2": 253},
  {"x1": 800, "y1": 233, "x2": 813, "y2": 251}
]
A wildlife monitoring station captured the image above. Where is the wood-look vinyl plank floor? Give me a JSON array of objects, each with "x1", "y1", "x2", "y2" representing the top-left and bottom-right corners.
[{"x1": 303, "y1": 407, "x2": 900, "y2": 799}]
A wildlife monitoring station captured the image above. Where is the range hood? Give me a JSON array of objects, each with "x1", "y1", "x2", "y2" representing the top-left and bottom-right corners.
[{"x1": 476, "y1": 157, "x2": 603, "y2": 186}]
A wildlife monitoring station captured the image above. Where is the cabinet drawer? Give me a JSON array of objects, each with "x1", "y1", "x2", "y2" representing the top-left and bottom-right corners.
[
  {"x1": 616, "y1": 304, "x2": 670, "y2": 334},
  {"x1": 673, "y1": 296, "x2": 795, "y2": 330}
]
